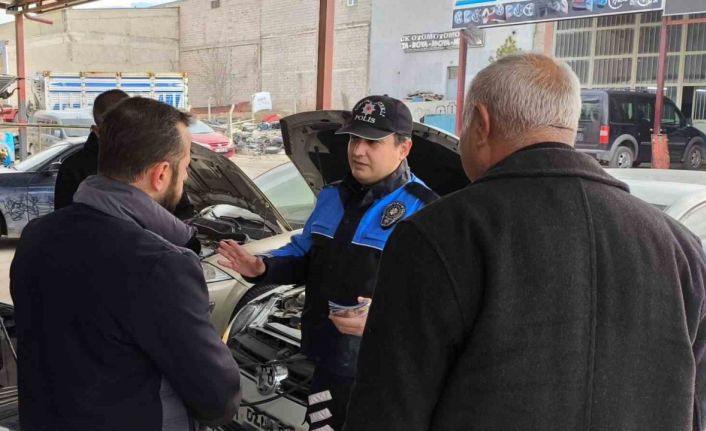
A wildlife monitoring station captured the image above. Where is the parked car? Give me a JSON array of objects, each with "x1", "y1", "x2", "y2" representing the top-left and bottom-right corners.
[
  {"x1": 0, "y1": 138, "x2": 85, "y2": 238},
  {"x1": 223, "y1": 110, "x2": 468, "y2": 431},
  {"x1": 607, "y1": 168, "x2": 706, "y2": 241},
  {"x1": 26, "y1": 110, "x2": 93, "y2": 155},
  {"x1": 190, "y1": 120, "x2": 235, "y2": 158},
  {"x1": 576, "y1": 90, "x2": 705, "y2": 170}
]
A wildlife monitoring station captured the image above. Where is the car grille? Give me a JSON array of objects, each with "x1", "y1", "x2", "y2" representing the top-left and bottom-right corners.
[{"x1": 230, "y1": 327, "x2": 314, "y2": 405}]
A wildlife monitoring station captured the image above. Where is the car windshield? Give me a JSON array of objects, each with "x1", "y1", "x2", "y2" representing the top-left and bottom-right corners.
[
  {"x1": 63, "y1": 118, "x2": 94, "y2": 137},
  {"x1": 189, "y1": 121, "x2": 215, "y2": 135},
  {"x1": 254, "y1": 162, "x2": 316, "y2": 229},
  {"x1": 14, "y1": 144, "x2": 71, "y2": 172}
]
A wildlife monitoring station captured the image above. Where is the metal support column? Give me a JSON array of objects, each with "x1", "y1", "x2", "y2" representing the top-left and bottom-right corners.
[
  {"x1": 651, "y1": 15, "x2": 670, "y2": 169},
  {"x1": 15, "y1": 14, "x2": 27, "y2": 161},
  {"x1": 316, "y1": 0, "x2": 334, "y2": 110},
  {"x1": 455, "y1": 33, "x2": 468, "y2": 136}
]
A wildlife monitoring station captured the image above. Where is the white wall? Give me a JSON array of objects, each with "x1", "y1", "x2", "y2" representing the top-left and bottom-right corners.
[{"x1": 369, "y1": 0, "x2": 540, "y2": 100}]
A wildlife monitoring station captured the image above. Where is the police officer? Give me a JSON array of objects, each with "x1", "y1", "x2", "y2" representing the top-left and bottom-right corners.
[{"x1": 218, "y1": 95, "x2": 438, "y2": 430}]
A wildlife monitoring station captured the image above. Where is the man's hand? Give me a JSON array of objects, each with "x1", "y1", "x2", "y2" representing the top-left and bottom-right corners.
[
  {"x1": 217, "y1": 240, "x2": 266, "y2": 278},
  {"x1": 329, "y1": 297, "x2": 372, "y2": 337}
]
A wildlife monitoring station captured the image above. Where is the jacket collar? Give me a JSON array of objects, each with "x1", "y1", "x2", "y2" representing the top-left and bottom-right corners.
[
  {"x1": 73, "y1": 175, "x2": 196, "y2": 247},
  {"x1": 342, "y1": 159, "x2": 411, "y2": 205},
  {"x1": 474, "y1": 142, "x2": 630, "y2": 193}
]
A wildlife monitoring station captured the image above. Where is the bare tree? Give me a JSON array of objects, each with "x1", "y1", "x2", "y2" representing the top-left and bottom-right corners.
[{"x1": 196, "y1": 48, "x2": 237, "y2": 107}]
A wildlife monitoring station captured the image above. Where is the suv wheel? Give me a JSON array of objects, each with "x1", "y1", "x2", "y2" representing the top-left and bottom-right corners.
[
  {"x1": 682, "y1": 144, "x2": 704, "y2": 170},
  {"x1": 609, "y1": 146, "x2": 634, "y2": 169}
]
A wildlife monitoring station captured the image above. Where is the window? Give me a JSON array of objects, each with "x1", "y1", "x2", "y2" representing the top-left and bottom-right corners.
[
  {"x1": 593, "y1": 58, "x2": 632, "y2": 85},
  {"x1": 636, "y1": 56, "x2": 679, "y2": 83},
  {"x1": 595, "y1": 29, "x2": 634, "y2": 56},
  {"x1": 661, "y1": 103, "x2": 683, "y2": 126},
  {"x1": 347, "y1": 0, "x2": 357, "y2": 6},
  {"x1": 694, "y1": 88, "x2": 706, "y2": 121},
  {"x1": 687, "y1": 23, "x2": 706, "y2": 51},
  {"x1": 580, "y1": 100, "x2": 601, "y2": 122},
  {"x1": 634, "y1": 100, "x2": 653, "y2": 124},
  {"x1": 611, "y1": 98, "x2": 636, "y2": 123},
  {"x1": 556, "y1": 32, "x2": 592, "y2": 57},
  {"x1": 685, "y1": 54, "x2": 706, "y2": 81},
  {"x1": 210, "y1": 0, "x2": 220, "y2": 9},
  {"x1": 566, "y1": 59, "x2": 590, "y2": 84}
]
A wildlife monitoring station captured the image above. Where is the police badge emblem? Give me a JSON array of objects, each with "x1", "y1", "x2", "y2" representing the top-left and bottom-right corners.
[{"x1": 381, "y1": 202, "x2": 406, "y2": 228}]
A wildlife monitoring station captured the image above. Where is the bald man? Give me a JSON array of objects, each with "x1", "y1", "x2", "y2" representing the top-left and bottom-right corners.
[{"x1": 344, "y1": 54, "x2": 706, "y2": 430}]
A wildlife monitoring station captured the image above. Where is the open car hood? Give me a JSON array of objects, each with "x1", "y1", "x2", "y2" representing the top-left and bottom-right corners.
[
  {"x1": 280, "y1": 111, "x2": 468, "y2": 197},
  {"x1": 186, "y1": 143, "x2": 291, "y2": 232}
]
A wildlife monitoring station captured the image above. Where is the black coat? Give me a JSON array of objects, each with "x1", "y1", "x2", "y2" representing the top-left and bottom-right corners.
[
  {"x1": 344, "y1": 143, "x2": 706, "y2": 431},
  {"x1": 54, "y1": 132, "x2": 99, "y2": 210},
  {"x1": 10, "y1": 203, "x2": 241, "y2": 430}
]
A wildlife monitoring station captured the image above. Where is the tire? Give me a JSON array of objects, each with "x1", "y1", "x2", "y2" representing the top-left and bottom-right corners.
[
  {"x1": 608, "y1": 146, "x2": 634, "y2": 169},
  {"x1": 682, "y1": 144, "x2": 704, "y2": 170},
  {"x1": 230, "y1": 283, "x2": 279, "y2": 321}
]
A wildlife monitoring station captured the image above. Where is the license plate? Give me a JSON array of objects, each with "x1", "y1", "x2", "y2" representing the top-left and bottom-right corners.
[
  {"x1": 236, "y1": 406, "x2": 294, "y2": 431},
  {"x1": 576, "y1": 132, "x2": 584, "y2": 142},
  {"x1": 215, "y1": 147, "x2": 229, "y2": 153}
]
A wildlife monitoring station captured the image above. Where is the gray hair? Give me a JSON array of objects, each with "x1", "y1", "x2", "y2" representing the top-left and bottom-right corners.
[{"x1": 462, "y1": 53, "x2": 581, "y2": 140}]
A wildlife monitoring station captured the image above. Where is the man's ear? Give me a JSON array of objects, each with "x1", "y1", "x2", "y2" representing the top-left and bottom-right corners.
[
  {"x1": 400, "y1": 138, "x2": 412, "y2": 160},
  {"x1": 148, "y1": 162, "x2": 171, "y2": 194},
  {"x1": 474, "y1": 103, "x2": 492, "y2": 147}
]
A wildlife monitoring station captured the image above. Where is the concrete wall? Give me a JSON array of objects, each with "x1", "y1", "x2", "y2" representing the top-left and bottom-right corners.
[
  {"x1": 369, "y1": 0, "x2": 541, "y2": 101},
  {"x1": 0, "y1": 8, "x2": 180, "y2": 105},
  {"x1": 0, "y1": 8, "x2": 179, "y2": 74},
  {"x1": 180, "y1": 0, "x2": 371, "y2": 112}
]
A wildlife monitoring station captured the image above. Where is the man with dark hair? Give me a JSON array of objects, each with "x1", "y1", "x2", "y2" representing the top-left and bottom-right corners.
[
  {"x1": 11, "y1": 97, "x2": 241, "y2": 431},
  {"x1": 218, "y1": 95, "x2": 438, "y2": 430},
  {"x1": 54, "y1": 89, "x2": 129, "y2": 210}
]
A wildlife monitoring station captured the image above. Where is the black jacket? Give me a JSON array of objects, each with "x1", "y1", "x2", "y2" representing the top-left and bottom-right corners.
[
  {"x1": 344, "y1": 143, "x2": 706, "y2": 431},
  {"x1": 10, "y1": 203, "x2": 241, "y2": 430},
  {"x1": 54, "y1": 132, "x2": 99, "y2": 210},
  {"x1": 54, "y1": 132, "x2": 196, "y2": 220}
]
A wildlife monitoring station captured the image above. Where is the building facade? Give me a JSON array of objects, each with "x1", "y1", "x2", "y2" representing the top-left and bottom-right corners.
[
  {"x1": 554, "y1": 11, "x2": 706, "y2": 131},
  {"x1": 368, "y1": 0, "x2": 547, "y2": 121}
]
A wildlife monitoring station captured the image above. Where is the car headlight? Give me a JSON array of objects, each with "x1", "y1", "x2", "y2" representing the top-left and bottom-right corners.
[
  {"x1": 225, "y1": 296, "x2": 278, "y2": 341},
  {"x1": 201, "y1": 262, "x2": 233, "y2": 283}
]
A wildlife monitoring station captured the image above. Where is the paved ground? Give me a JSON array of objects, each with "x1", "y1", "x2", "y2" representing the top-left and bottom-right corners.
[{"x1": 0, "y1": 154, "x2": 288, "y2": 305}]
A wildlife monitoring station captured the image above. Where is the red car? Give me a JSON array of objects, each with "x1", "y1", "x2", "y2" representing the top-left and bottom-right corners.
[{"x1": 189, "y1": 120, "x2": 235, "y2": 158}]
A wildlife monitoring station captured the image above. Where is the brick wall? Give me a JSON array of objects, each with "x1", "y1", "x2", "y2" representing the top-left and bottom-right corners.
[{"x1": 180, "y1": 0, "x2": 371, "y2": 112}]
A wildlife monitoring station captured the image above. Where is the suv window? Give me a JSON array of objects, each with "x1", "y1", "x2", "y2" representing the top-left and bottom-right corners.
[
  {"x1": 634, "y1": 100, "x2": 653, "y2": 124},
  {"x1": 662, "y1": 103, "x2": 684, "y2": 127},
  {"x1": 580, "y1": 99, "x2": 601, "y2": 122},
  {"x1": 610, "y1": 97, "x2": 636, "y2": 123}
]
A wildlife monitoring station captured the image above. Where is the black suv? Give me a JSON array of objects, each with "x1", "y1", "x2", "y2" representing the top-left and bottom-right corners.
[{"x1": 576, "y1": 90, "x2": 705, "y2": 169}]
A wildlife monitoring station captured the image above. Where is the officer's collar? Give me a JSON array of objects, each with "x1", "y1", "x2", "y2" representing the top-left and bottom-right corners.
[{"x1": 343, "y1": 160, "x2": 410, "y2": 201}]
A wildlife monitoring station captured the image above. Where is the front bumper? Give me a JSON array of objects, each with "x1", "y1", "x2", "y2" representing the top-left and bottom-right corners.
[{"x1": 231, "y1": 372, "x2": 309, "y2": 431}]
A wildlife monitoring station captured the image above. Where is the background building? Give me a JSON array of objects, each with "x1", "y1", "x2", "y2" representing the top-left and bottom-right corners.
[
  {"x1": 368, "y1": 0, "x2": 547, "y2": 121},
  {"x1": 178, "y1": 0, "x2": 372, "y2": 111},
  {"x1": 553, "y1": 11, "x2": 706, "y2": 131},
  {"x1": 0, "y1": 8, "x2": 180, "y2": 79}
]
